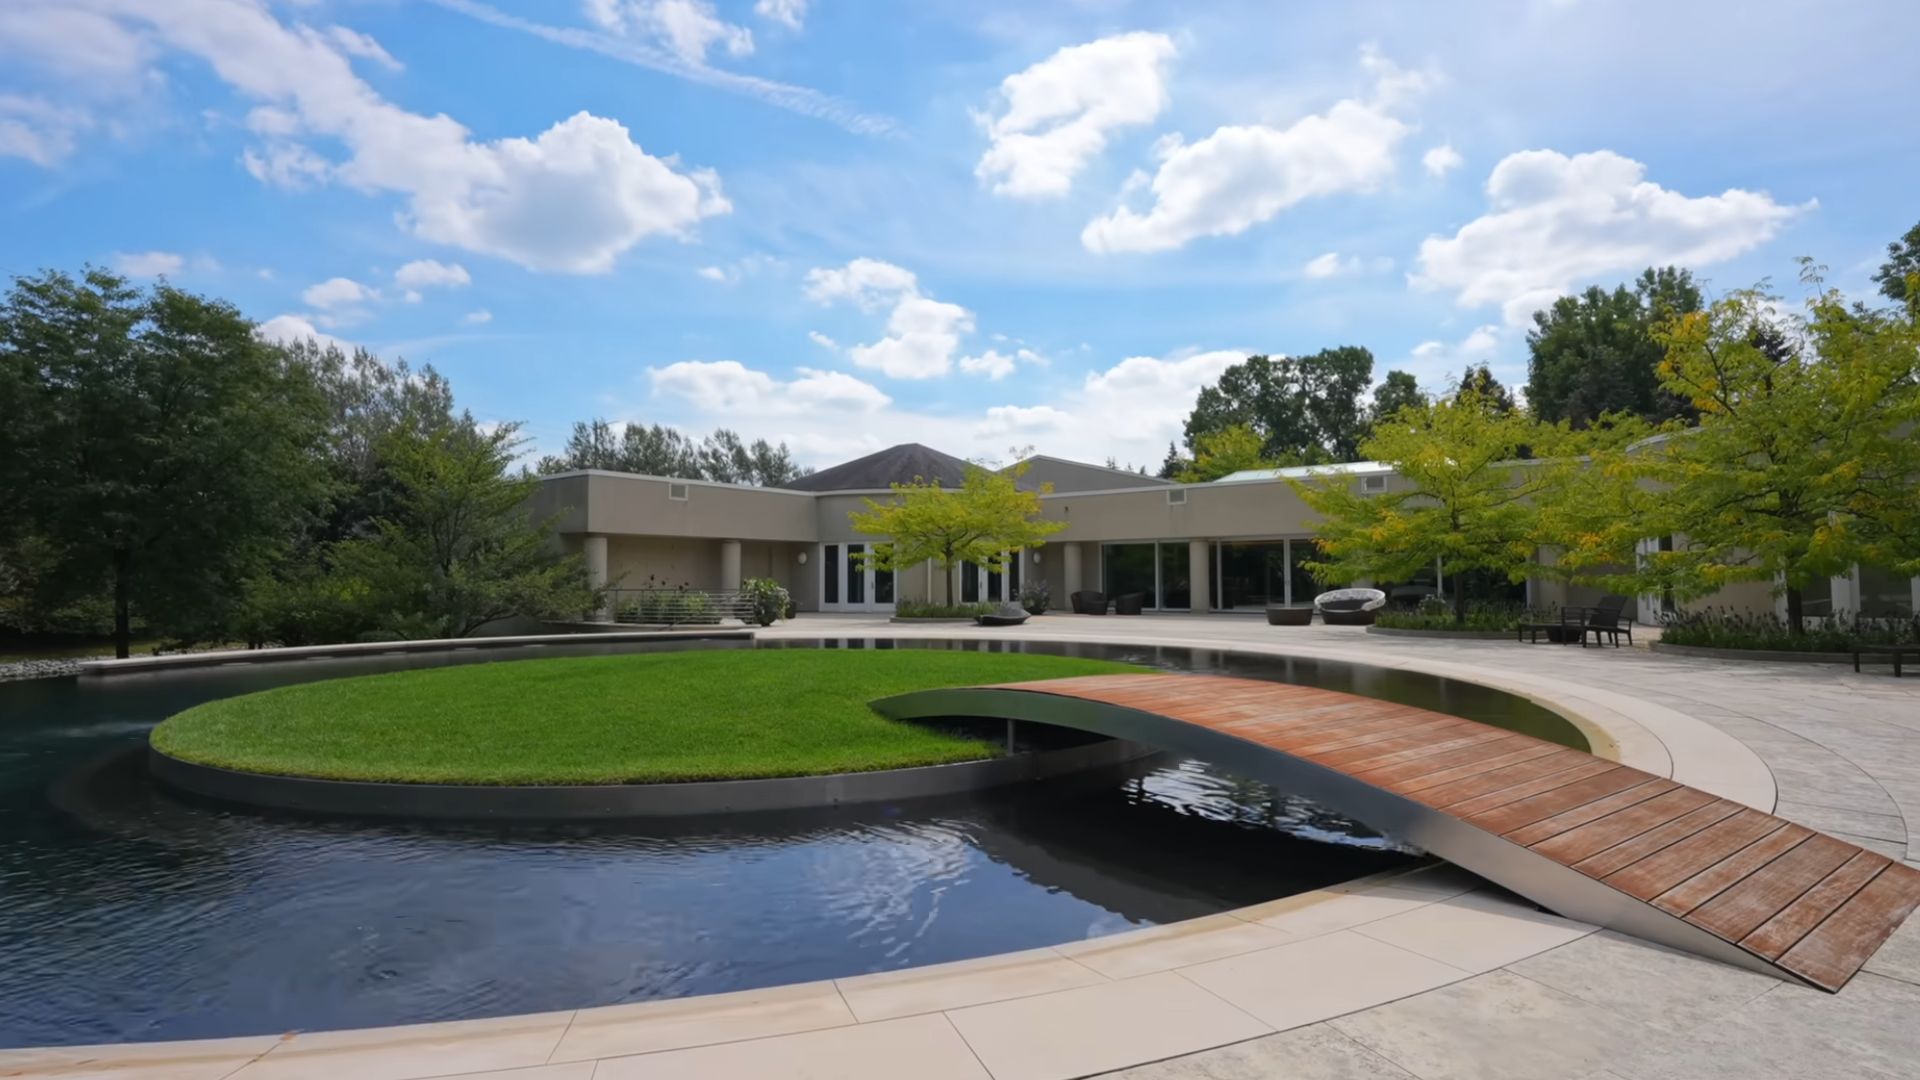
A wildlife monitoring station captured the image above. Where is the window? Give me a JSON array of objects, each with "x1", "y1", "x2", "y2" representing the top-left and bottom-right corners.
[
  {"x1": 823, "y1": 544, "x2": 839, "y2": 604},
  {"x1": 846, "y1": 544, "x2": 866, "y2": 605},
  {"x1": 1166, "y1": 489, "x2": 1188, "y2": 505},
  {"x1": 1158, "y1": 543, "x2": 1191, "y2": 609},
  {"x1": 1360, "y1": 475, "x2": 1387, "y2": 494},
  {"x1": 668, "y1": 482, "x2": 690, "y2": 501}
]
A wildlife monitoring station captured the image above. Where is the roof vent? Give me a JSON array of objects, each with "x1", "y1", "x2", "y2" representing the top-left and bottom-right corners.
[
  {"x1": 1167, "y1": 489, "x2": 1188, "y2": 505},
  {"x1": 1360, "y1": 475, "x2": 1387, "y2": 494},
  {"x1": 668, "y1": 482, "x2": 690, "y2": 501}
]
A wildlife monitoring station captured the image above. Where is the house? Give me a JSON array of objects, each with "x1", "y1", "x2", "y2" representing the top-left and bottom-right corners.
[{"x1": 528, "y1": 443, "x2": 1920, "y2": 624}]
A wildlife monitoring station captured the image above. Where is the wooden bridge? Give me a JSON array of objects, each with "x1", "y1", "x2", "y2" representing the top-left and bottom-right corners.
[{"x1": 873, "y1": 674, "x2": 1920, "y2": 991}]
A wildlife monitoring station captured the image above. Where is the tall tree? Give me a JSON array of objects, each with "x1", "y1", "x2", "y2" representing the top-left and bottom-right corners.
[
  {"x1": 1157, "y1": 441, "x2": 1188, "y2": 480},
  {"x1": 328, "y1": 422, "x2": 600, "y2": 639},
  {"x1": 1554, "y1": 274, "x2": 1920, "y2": 631},
  {"x1": 1291, "y1": 385, "x2": 1574, "y2": 624},
  {"x1": 1367, "y1": 370, "x2": 1426, "y2": 428},
  {"x1": 1454, "y1": 365, "x2": 1517, "y2": 414},
  {"x1": 850, "y1": 462, "x2": 1066, "y2": 604},
  {"x1": 1526, "y1": 266, "x2": 1704, "y2": 427},
  {"x1": 0, "y1": 268, "x2": 330, "y2": 657},
  {"x1": 1873, "y1": 220, "x2": 1920, "y2": 305},
  {"x1": 1177, "y1": 424, "x2": 1273, "y2": 482},
  {"x1": 1183, "y1": 346, "x2": 1375, "y2": 463},
  {"x1": 537, "y1": 418, "x2": 805, "y2": 485}
]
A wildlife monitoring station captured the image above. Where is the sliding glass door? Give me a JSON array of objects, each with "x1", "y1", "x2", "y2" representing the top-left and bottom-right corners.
[
  {"x1": 819, "y1": 543, "x2": 895, "y2": 612},
  {"x1": 1098, "y1": 542, "x2": 1190, "y2": 611}
]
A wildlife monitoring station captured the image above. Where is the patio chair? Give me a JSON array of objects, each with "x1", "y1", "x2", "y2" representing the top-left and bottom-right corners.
[
  {"x1": 1580, "y1": 595, "x2": 1634, "y2": 648},
  {"x1": 976, "y1": 602, "x2": 1030, "y2": 627},
  {"x1": 1315, "y1": 587, "x2": 1386, "y2": 626},
  {"x1": 1518, "y1": 606, "x2": 1589, "y2": 644},
  {"x1": 1113, "y1": 592, "x2": 1147, "y2": 615},
  {"x1": 1266, "y1": 606, "x2": 1313, "y2": 626},
  {"x1": 1070, "y1": 590, "x2": 1108, "y2": 615}
]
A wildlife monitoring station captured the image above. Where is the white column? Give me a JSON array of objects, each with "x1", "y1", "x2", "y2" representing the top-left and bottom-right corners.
[
  {"x1": 582, "y1": 534, "x2": 610, "y2": 621},
  {"x1": 720, "y1": 540, "x2": 742, "y2": 591},
  {"x1": 1063, "y1": 543, "x2": 1083, "y2": 597},
  {"x1": 1189, "y1": 539, "x2": 1211, "y2": 612}
]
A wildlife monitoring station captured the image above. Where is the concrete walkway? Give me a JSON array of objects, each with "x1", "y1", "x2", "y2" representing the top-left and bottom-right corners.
[
  {"x1": 785, "y1": 614, "x2": 1920, "y2": 1080},
  {"x1": 10, "y1": 614, "x2": 1919, "y2": 1080}
]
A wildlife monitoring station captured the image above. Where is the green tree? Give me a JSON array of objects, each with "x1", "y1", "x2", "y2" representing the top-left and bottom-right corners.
[
  {"x1": 1157, "y1": 441, "x2": 1188, "y2": 480},
  {"x1": 1290, "y1": 386, "x2": 1574, "y2": 624},
  {"x1": 1454, "y1": 365, "x2": 1517, "y2": 414},
  {"x1": 537, "y1": 418, "x2": 806, "y2": 485},
  {"x1": 1177, "y1": 424, "x2": 1273, "y2": 482},
  {"x1": 1873, "y1": 220, "x2": 1920, "y2": 305},
  {"x1": 1556, "y1": 273, "x2": 1920, "y2": 631},
  {"x1": 1526, "y1": 266, "x2": 1704, "y2": 427},
  {"x1": 1367, "y1": 370, "x2": 1426, "y2": 428},
  {"x1": 328, "y1": 422, "x2": 601, "y2": 639},
  {"x1": 1183, "y1": 346, "x2": 1375, "y2": 463},
  {"x1": 0, "y1": 268, "x2": 330, "y2": 657},
  {"x1": 850, "y1": 462, "x2": 1066, "y2": 604}
]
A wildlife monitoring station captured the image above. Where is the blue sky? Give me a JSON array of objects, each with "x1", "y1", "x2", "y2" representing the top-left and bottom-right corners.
[{"x1": 3, "y1": 0, "x2": 1916, "y2": 469}]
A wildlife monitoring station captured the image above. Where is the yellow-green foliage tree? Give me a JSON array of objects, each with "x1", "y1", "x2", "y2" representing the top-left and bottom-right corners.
[
  {"x1": 1290, "y1": 385, "x2": 1575, "y2": 624},
  {"x1": 1553, "y1": 270, "x2": 1920, "y2": 630},
  {"x1": 1177, "y1": 424, "x2": 1274, "y2": 482},
  {"x1": 850, "y1": 462, "x2": 1066, "y2": 605}
]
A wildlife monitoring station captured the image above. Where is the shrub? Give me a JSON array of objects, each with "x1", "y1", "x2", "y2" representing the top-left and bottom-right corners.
[
  {"x1": 1019, "y1": 579, "x2": 1051, "y2": 615},
  {"x1": 894, "y1": 599, "x2": 994, "y2": 619},
  {"x1": 1374, "y1": 601, "x2": 1541, "y2": 632},
  {"x1": 1661, "y1": 609, "x2": 1919, "y2": 652},
  {"x1": 740, "y1": 577, "x2": 791, "y2": 627}
]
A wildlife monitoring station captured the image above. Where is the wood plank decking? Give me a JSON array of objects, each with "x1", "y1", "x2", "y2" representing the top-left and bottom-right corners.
[{"x1": 889, "y1": 673, "x2": 1920, "y2": 991}]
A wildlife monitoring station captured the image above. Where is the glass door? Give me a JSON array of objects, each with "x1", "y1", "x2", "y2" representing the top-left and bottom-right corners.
[{"x1": 820, "y1": 543, "x2": 895, "y2": 612}]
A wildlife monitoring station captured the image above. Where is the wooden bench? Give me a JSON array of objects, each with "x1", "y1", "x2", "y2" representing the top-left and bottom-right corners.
[{"x1": 1853, "y1": 644, "x2": 1919, "y2": 677}]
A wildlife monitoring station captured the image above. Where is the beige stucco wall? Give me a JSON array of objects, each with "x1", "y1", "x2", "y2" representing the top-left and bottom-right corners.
[
  {"x1": 546, "y1": 472, "x2": 820, "y2": 541},
  {"x1": 1017, "y1": 456, "x2": 1173, "y2": 494}
]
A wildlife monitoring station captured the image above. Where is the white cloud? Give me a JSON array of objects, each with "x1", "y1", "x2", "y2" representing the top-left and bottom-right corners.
[
  {"x1": 807, "y1": 330, "x2": 837, "y2": 349},
  {"x1": 1082, "y1": 49, "x2": 1430, "y2": 254},
  {"x1": 1301, "y1": 251, "x2": 1392, "y2": 279},
  {"x1": 0, "y1": 5, "x2": 150, "y2": 85},
  {"x1": 1405, "y1": 324, "x2": 1510, "y2": 389},
  {"x1": 1422, "y1": 143, "x2": 1462, "y2": 178},
  {"x1": 804, "y1": 258, "x2": 979, "y2": 380},
  {"x1": 977, "y1": 404, "x2": 1069, "y2": 438},
  {"x1": 302, "y1": 276, "x2": 378, "y2": 309},
  {"x1": 0, "y1": 93, "x2": 91, "y2": 166},
  {"x1": 753, "y1": 0, "x2": 806, "y2": 30},
  {"x1": 649, "y1": 360, "x2": 891, "y2": 413},
  {"x1": 959, "y1": 346, "x2": 1044, "y2": 381},
  {"x1": 975, "y1": 31, "x2": 1177, "y2": 200},
  {"x1": 802, "y1": 257, "x2": 920, "y2": 309},
  {"x1": 695, "y1": 265, "x2": 727, "y2": 282},
  {"x1": 585, "y1": 0, "x2": 753, "y2": 64},
  {"x1": 112, "y1": 250, "x2": 184, "y2": 277},
  {"x1": 16, "y1": 1, "x2": 729, "y2": 274},
  {"x1": 393, "y1": 259, "x2": 471, "y2": 301},
  {"x1": 1415, "y1": 148, "x2": 1811, "y2": 324},
  {"x1": 254, "y1": 313, "x2": 349, "y2": 351},
  {"x1": 325, "y1": 25, "x2": 402, "y2": 72},
  {"x1": 1078, "y1": 348, "x2": 1247, "y2": 450},
  {"x1": 464, "y1": 308, "x2": 493, "y2": 324}
]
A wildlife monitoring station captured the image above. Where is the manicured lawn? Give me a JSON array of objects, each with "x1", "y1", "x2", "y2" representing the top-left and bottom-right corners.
[{"x1": 151, "y1": 648, "x2": 1148, "y2": 785}]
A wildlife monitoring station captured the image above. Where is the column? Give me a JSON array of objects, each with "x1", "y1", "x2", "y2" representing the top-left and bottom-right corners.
[
  {"x1": 1189, "y1": 539, "x2": 1211, "y2": 613},
  {"x1": 720, "y1": 540, "x2": 742, "y2": 591},
  {"x1": 582, "y1": 534, "x2": 610, "y2": 621},
  {"x1": 1063, "y1": 543, "x2": 1082, "y2": 597}
]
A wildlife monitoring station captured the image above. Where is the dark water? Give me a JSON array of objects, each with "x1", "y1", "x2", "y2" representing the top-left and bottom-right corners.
[{"x1": 0, "y1": 637, "x2": 1582, "y2": 1047}]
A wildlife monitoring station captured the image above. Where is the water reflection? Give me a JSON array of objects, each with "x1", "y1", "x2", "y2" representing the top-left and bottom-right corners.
[{"x1": 0, "y1": 636, "x2": 1575, "y2": 1046}]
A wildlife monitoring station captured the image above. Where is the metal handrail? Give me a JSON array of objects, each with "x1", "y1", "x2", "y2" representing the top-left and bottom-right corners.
[{"x1": 605, "y1": 587, "x2": 754, "y2": 626}]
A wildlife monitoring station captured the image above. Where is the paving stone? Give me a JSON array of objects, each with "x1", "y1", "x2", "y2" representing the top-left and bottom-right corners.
[{"x1": 1101, "y1": 1024, "x2": 1416, "y2": 1079}]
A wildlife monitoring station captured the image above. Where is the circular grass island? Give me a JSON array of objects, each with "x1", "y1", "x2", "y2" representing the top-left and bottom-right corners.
[{"x1": 149, "y1": 649, "x2": 1151, "y2": 817}]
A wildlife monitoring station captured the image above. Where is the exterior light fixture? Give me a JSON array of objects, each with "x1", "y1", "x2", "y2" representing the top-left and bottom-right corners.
[
  {"x1": 797, "y1": 551, "x2": 808, "y2": 565},
  {"x1": 1033, "y1": 551, "x2": 1042, "y2": 564}
]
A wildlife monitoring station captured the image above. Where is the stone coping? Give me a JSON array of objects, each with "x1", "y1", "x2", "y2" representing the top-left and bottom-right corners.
[
  {"x1": 75, "y1": 629, "x2": 755, "y2": 677},
  {"x1": 2, "y1": 625, "x2": 1778, "y2": 1078},
  {"x1": 1650, "y1": 641, "x2": 1909, "y2": 665},
  {"x1": 147, "y1": 736, "x2": 1161, "y2": 820}
]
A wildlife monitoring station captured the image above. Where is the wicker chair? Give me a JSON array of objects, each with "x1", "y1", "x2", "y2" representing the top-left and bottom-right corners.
[
  {"x1": 1070, "y1": 590, "x2": 1108, "y2": 615},
  {"x1": 1315, "y1": 587, "x2": 1387, "y2": 626},
  {"x1": 1113, "y1": 592, "x2": 1147, "y2": 615}
]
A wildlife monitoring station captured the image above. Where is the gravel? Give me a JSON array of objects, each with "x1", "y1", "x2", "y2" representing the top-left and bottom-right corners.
[{"x1": 0, "y1": 659, "x2": 84, "y2": 683}]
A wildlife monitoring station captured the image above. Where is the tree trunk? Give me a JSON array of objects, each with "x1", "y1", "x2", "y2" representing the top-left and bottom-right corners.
[
  {"x1": 112, "y1": 548, "x2": 131, "y2": 660},
  {"x1": 1452, "y1": 571, "x2": 1469, "y2": 625},
  {"x1": 1784, "y1": 585, "x2": 1804, "y2": 637}
]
